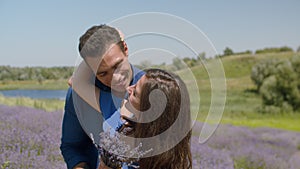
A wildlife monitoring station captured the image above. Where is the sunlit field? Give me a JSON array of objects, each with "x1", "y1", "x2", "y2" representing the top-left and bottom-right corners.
[
  {"x1": 1, "y1": 52, "x2": 300, "y2": 168},
  {"x1": 0, "y1": 79, "x2": 69, "y2": 91}
]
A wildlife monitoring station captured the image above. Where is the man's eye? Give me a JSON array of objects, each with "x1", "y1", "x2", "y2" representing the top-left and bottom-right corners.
[{"x1": 113, "y1": 65, "x2": 118, "y2": 70}]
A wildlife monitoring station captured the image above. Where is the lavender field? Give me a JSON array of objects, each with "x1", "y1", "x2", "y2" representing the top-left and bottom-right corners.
[
  {"x1": 0, "y1": 105, "x2": 66, "y2": 168},
  {"x1": 1, "y1": 104, "x2": 300, "y2": 169},
  {"x1": 192, "y1": 123, "x2": 300, "y2": 169}
]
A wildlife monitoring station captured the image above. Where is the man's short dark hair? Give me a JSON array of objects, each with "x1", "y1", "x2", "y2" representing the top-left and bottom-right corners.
[{"x1": 78, "y1": 24, "x2": 125, "y2": 59}]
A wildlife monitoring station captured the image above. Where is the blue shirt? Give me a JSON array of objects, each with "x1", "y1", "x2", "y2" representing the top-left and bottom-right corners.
[{"x1": 60, "y1": 65, "x2": 144, "y2": 169}]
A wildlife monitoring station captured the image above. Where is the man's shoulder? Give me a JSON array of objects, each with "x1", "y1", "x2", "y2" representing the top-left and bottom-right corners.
[
  {"x1": 65, "y1": 87, "x2": 73, "y2": 100},
  {"x1": 64, "y1": 87, "x2": 75, "y2": 110},
  {"x1": 132, "y1": 65, "x2": 145, "y2": 79}
]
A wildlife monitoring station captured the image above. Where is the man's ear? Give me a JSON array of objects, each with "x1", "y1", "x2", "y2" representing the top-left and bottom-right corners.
[
  {"x1": 123, "y1": 41, "x2": 129, "y2": 56},
  {"x1": 116, "y1": 28, "x2": 128, "y2": 56}
]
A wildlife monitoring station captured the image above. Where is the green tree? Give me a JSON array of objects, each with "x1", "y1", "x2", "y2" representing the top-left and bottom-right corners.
[
  {"x1": 223, "y1": 47, "x2": 234, "y2": 56},
  {"x1": 251, "y1": 59, "x2": 280, "y2": 91},
  {"x1": 255, "y1": 46, "x2": 293, "y2": 54},
  {"x1": 252, "y1": 56, "x2": 300, "y2": 112},
  {"x1": 183, "y1": 57, "x2": 197, "y2": 67},
  {"x1": 197, "y1": 52, "x2": 206, "y2": 61},
  {"x1": 172, "y1": 57, "x2": 185, "y2": 70},
  {"x1": 138, "y1": 60, "x2": 152, "y2": 70}
]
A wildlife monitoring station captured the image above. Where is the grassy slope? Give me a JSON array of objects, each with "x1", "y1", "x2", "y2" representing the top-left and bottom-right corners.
[
  {"x1": 0, "y1": 79, "x2": 69, "y2": 90},
  {"x1": 0, "y1": 95, "x2": 64, "y2": 112},
  {"x1": 0, "y1": 80, "x2": 67, "y2": 111},
  {"x1": 0, "y1": 79, "x2": 67, "y2": 111},
  {"x1": 193, "y1": 51, "x2": 300, "y2": 131}
]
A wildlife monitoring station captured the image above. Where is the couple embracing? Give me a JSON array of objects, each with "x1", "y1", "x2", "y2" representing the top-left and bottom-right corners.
[{"x1": 60, "y1": 25, "x2": 192, "y2": 169}]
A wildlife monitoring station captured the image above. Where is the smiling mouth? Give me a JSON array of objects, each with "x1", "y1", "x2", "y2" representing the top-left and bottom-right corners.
[
  {"x1": 113, "y1": 83, "x2": 126, "y2": 90},
  {"x1": 113, "y1": 78, "x2": 127, "y2": 87},
  {"x1": 112, "y1": 72, "x2": 129, "y2": 88},
  {"x1": 111, "y1": 81, "x2": 128, "y2": 94}
]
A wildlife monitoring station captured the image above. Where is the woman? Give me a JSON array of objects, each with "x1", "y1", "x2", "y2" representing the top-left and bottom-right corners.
[
  {"x1": 71, "y1": 66, "x2": 192, "y2": 169},
  {"x1": 105, "y1": 68, "x2": 192, "y2": 169}
]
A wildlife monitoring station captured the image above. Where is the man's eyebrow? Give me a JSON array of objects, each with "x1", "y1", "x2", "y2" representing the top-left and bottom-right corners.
[
  {"x1": 111, "y1": 59, "x2": 123, "y2": 69},
  {"x1": 96, "y1": 59, "x2": 123, "y2": 75}
]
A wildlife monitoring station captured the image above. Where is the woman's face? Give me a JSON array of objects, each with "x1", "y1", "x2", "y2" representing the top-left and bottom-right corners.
[{"x1": 126, "y1": 75, "x2": 147, "y2": 111}]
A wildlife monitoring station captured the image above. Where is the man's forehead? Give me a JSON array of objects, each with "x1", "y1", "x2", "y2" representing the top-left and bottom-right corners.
[
  {"x1": 84, "y1": 57, "x2": 101, "y2": 73},
  {"x1": 102, "y1": 43, "x2": 119, "y2": 58},
  {"x1": 85, "y1": 43, "x2": 120, "y2": 72},
  {"x1": 97, "y1": 59, "x2": 109, "y2": 71}
]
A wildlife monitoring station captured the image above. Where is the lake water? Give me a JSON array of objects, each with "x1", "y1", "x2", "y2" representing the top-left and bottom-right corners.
[{"x1": 0, "y1": 89, "x2": 68, "y2": 100}]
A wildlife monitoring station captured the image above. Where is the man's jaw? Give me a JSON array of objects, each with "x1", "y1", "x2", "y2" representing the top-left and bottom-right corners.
[{"x1": 111, "y1": 88, "x2": 127, "y2": 98}]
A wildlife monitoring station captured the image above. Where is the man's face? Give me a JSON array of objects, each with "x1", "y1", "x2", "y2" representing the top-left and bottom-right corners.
[{"x1": 85, "y1": 44, "x2": 132, "y2": 96}]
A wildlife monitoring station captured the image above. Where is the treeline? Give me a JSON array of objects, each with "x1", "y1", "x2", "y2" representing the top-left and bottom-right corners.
[
  {"x1": 219, "y1": 46, "x2": 296, "y2": 57},
  {"x1": 0, "y1": 66, "x2": 74, "y2": 82},
  {"x1": 135, "y1": 52, "x2": 206, "y2": 71}
]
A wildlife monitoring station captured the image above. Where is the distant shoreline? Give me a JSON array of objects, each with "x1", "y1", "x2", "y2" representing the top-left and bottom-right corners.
[{"x1": 0, "y1": 79, "x2": 69, "y2": 91}]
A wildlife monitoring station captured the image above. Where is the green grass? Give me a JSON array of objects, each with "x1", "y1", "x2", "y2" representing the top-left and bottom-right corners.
[
  {"x1": 221, "y1": 113, "x2": 300, "y2": 132},
  {"x1": 191, "y1": 52, "x2": 300, "y2": 132},
  {"x1": 0, "y1": 95, "x2": 64, "y2": 112},
  {"x1": 0, "y1": 79, "x2": 69, "y2": 90},
  {"x1": 1, "y1": 51, "x2": 300, "y2": 131},
  {"x1": 0, "y1": 79, "x2": 67, "y2": 111}
]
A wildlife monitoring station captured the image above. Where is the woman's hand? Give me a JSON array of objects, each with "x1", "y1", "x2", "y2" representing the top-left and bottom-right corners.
[
  {"x1": 67, "y1": 76, "x2": 73, "y2": 87},
  {"x1": 120, "y1": 100, "x2": 138, "y2": 123},
  {"x1": 98, "y1": 160, "x2": 113, "y2": 169},
  {"x1": 72, "y1": 61, "x2": 101, "y2": 112}
]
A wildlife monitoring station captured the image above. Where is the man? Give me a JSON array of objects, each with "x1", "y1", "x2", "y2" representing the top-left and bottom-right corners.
[{"x1": 60, "y1": 25, "x2": 144, "y2": 169}]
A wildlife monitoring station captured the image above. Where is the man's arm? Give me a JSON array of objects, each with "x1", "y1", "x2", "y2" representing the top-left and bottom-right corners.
[
  {"x1": 72, "y1": 61, "x2": 100, "y2": 112},
  {"x1": 60, "y1": 88, "x2": 98, "y2": 169}
]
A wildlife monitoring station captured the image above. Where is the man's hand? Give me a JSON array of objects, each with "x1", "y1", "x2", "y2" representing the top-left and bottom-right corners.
[
  {"x1": 73, "y1": 162, "x2": 90, "y2": 169},
  {"x1": 72, "y1": 61, "x2": 101, "y2": 112}
]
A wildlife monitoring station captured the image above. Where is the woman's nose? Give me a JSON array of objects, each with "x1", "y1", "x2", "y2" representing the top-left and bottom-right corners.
[
  {"x1": 127, "y1": 85, "x2": 134, "y2": 94},
  {"x1": 127, "y1": 86, "x2": 132, "y2": 94}
]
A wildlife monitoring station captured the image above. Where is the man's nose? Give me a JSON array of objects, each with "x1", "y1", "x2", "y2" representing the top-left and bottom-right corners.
[{"x1": 112, "y1": 73, "x2": 121, "y2": 81}]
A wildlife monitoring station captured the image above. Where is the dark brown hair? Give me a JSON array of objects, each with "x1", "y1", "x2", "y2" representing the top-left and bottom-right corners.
[
  {"x1": 134, "y1": 69, "x2": 192, "y2": 169},
  {"x1": 78, "y1": 24, "x2": 125, "y2": 59}
]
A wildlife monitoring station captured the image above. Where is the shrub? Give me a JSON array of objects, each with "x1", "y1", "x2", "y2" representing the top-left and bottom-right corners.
[
  {"x1": 251, "y1": 59, "x2": 280, "y2": 91},
  {"x1": 251, "y1": 55, "x2": 300, "y2": 112},
  {"x1": 291, "y1": 54, "x2": 300, "y2": 78}
]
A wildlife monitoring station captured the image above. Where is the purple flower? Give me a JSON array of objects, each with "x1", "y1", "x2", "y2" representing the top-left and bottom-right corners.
[
  {"x1": 191, "y1": 121, "x2": 300, "y2": 169},
  {"x1": 0, "y1": 105, "x2": 65, "y2": 168}
]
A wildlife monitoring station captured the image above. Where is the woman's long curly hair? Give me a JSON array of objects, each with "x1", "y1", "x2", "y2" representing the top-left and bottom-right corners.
[{"x1": 134, "y1": 69, "x2": 192, "y2": 169}]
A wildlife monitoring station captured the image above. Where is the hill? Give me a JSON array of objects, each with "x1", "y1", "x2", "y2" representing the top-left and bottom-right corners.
[{"x1": 192, "y1": 51, "x2": 300, "y2": 131}]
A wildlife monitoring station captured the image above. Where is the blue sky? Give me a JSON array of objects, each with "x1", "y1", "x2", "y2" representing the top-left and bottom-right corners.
[{"x1": 0, "y1": 0, "x2": 299, "y2": 67}]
